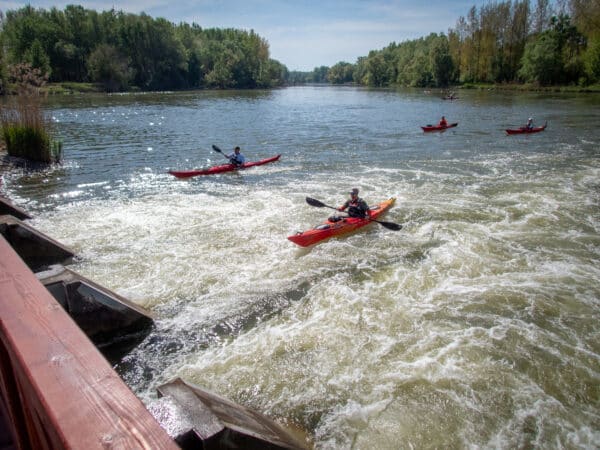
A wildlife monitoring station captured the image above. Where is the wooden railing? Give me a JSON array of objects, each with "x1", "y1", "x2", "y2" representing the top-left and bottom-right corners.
[{"x1": 0, "y1": 236, "x2": 178, "y2": 450}]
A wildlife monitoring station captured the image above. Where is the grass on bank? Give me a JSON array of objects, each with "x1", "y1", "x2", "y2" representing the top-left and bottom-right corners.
[
  {"x1": 0, "y1": 96, "x2": 62, "y2": 163},
  {"x1": 45, "y1": 82, "x2": 105, "y2": 95},
  {"x1": 0, "y1": 63, "x2": 63, "y2": 164}
]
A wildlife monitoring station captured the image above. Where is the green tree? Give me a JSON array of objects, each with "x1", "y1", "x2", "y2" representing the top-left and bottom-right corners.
[
  {"x1": 583, "y1": 36, "x2": 600, "y2": 81},
  {"x1": 87, "y1": 44, "x2": 131, "y2": 91},
  {"x1": 430, "y1": 35, "x2": 454, "y2": 86},
  {"x1": 327, "y1": 61, "x2": 354, "y2": 84},
  {"x1": 519, "y1": 32, "x2": 562, "y2": 84},
  {"x1": 365, "y1": 51, "x2": 387, "y2": 86},
  {"x1": 25, "y1": 39, "x2": 51, "y2": 77},
  {"x1": 310, "y1": 66, "x2": 329, "y2": 83}
]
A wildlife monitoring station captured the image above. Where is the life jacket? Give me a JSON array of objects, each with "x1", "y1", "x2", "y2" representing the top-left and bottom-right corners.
[{"x1": 347, "y1": 198, "x2": 368, "y2": 218}]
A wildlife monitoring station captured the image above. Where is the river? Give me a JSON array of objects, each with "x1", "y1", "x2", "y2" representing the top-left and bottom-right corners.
[{"x1": 1, "y1": 86, "x2": 599, "y2": 449}]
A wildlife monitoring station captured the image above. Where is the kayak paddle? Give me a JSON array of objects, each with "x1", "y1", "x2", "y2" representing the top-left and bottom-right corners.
[
  {"x1": 212, "y1": 144, "x2": 239, "y2": 165},
  {"x1": 305, "y1": 197, "x2": 402, "y2": 231}
]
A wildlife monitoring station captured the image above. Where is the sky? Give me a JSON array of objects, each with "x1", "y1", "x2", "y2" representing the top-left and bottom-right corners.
[{"x1": 1, "y1": 1, "x2": 482, "y2": 71}]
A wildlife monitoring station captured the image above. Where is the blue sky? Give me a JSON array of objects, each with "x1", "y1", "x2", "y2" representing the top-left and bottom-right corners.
[{"x1": 2, "y1": 1, "x2": 481, "y2": 71}]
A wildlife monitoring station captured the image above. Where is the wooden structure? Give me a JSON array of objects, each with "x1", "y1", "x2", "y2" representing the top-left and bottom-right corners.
[{"x1": 0, "y1": 236, "x2": 178, "y2": 449}]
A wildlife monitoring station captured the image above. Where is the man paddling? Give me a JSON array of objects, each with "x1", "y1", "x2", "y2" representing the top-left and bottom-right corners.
[
  {"x1": 525, "y1": 117, "x2": 534, "y2": 130},
  {"x1": 439, "y1": 116, "x2": 448, "y2": 127},
  {"x1": 338, "y1": 188, "x2": 369, "y2": 218},
  {"x1": 226, "y1": 146, "x2": 246, "y2": 167}
]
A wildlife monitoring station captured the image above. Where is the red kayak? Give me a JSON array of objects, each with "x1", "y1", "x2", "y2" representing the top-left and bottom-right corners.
[
  {"x1": 169, "y1": 154, "x2": 281, "y2": 178},
  {"x1": 288, "y1": 198, "x2": 396, "y2": 247},
  {"x1": 421, "y1": 123, "x2": 458, "y2": 132},
  {"x1": 506, "y1": 123, "x2": 547, "y2": 135}
]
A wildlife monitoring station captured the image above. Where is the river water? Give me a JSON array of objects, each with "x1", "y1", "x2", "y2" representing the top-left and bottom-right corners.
[{"x1": 2, "y1": 86, "x2": 599, "y2": 449}]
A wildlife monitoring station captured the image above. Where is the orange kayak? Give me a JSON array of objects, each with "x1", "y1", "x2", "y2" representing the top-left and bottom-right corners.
[{"x1": 288, "y1": 198, "x2": 396, "y2": 247}]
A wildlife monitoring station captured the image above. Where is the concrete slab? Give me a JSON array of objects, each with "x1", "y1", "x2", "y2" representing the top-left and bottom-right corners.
[
  {"x1": 0, "y1": 197, "x2": 30, "y2": 221},
  {"x1": 36, "y1": 265, "x2": 155, "y2": 362},
  {"x1": 0, "y1": 215, "x2": 74, "y2": 272},
  {"x1": 157, "y1": 378, "x2": 308, "y2": 450}
]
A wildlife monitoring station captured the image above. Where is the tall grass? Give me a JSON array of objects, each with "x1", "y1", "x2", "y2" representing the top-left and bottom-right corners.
[{"x1": 0, "y1": 63, "x2": 62, "y2": 164}]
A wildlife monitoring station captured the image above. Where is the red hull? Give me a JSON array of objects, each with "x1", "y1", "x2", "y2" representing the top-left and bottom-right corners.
[
  {"x1": 421, "y1": 123, "x2": 458, "y2": 132},
  {"x1": 287, "y1": 198, "x2": 396, "y2": 247},
  {"x1": 169, "y1": 154, "x2": 281, "y2": 178},
  {"x1": 505, "y1": 124, "x2": 547, "y2": 135}
]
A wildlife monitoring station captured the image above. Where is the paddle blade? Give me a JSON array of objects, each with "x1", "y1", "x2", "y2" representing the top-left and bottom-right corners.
[
  {"x1": 306, "y1": 197, "x2": 327, "y2": 208},
  {"x1": 376, "y1": 220, "x2": 402, "y2": 231},
  {"x1": 212, "y1": 144, "x2": 223, "y2": 154}
]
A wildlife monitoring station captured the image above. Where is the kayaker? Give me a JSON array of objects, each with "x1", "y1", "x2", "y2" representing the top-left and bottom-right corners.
[
  {"x1": 338, "y1": 188, "x2": 369, "y2": 218},
  {"x1": 226, "y1": 146, "x2": 246, "y2": 166},
  {"x1": 525, "y1": 117, "x2": 534, "y2": 130},
  {"x1": 439, "y1": 116, "x2": 448, "y2": 127}
]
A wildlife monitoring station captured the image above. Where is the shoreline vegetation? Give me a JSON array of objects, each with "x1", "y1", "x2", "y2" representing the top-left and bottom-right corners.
[
  {"x1": 39, "y1": 81, "x2": 600, "y2": 95},
  {"x1": 0, "y1": 2, "x2": 598, "y2": 95}
]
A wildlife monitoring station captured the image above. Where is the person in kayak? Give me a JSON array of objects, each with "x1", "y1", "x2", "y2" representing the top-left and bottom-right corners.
[
  {"x1": 226, "y1": 146, "x2": 246, "y2": 166},
  {"x1": 338, "y1": 188, "x2": 369, "y2": 218},
  {"x1": 439, "y1": 116, "x2": 448, "y2": 127},
  {"x1": 525, "y1": 117, "x2": 534, "y2": 130}
]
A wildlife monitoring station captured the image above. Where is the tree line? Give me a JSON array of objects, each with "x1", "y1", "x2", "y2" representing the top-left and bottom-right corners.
[
  {"x1": 1, "y1": 1, "x2": 598, "y2": 93},
  {"x1": 296, "y1": 0, "x2": 600, "y2": 88},
  {"x1": 0, "y1": 5, "x2": 288, "y2": 93}
]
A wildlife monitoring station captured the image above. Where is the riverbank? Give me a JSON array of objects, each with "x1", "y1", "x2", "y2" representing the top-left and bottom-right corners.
[
  {"x1": 7, "y1": 80, "x2": 599, "y2": 96},
  {"x1": 459, "y1": 81, "x2": 600, "y2": 93}
]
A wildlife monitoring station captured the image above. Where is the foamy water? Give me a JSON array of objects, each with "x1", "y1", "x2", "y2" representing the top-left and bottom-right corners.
[{"x1": 2, "y1": 87, "x2": 599, "y2": 448}]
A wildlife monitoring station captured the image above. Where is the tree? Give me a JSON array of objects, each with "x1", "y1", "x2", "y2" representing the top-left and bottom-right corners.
[
  {"x1": 532, "y1": 0, "x2": 553, "y2": 34},
  {"x1": 519, "y1": 32, "x2": 562, "y2": 83},
  {"x1": 25, "y1": 39, "x2": 51, "y2": 77},
  {"x1": 365, "y1": 51, "x2": 387, "y2": 86},
  {"x1": 584, "y1": 36, "x2": 600, "y2": 81},
  {"x1": 0, "y1": 5, "x2": 287, "y2": 91},
  {"x1": 569, "y1": 0, "x2": 600, "y2": 37},
  {"x1": 430, "y1": 35, "x2": 454, "y2": 86},
  {"x1": 310, "y1": 66, "x2": 329, "y2": 83},
  {"x1": 87, "y1": 44, "x2": 131, "y2": 91},
  {"x1": 327, "y1": 62, "x2": 354, "y2": 84}
]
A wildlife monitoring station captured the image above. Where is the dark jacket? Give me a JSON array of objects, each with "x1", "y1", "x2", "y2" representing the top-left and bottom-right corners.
[{"x1": 340, "y1": 197, "x2": 369, "y2": 218}]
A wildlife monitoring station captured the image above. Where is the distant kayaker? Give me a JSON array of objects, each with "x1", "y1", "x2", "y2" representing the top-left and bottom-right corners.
[
  {"x1": 338, "y1": 188, "x2": 369, "y2": 218},
  {"x1": 439, "y1": 116, "x2": 448, "y2": 127},
  {"x1": 226, "y1": 146, "x2": 246, "y2": 166},
  {"x1": 525, "y1": 117, "x2": 534, "y2": 129}
]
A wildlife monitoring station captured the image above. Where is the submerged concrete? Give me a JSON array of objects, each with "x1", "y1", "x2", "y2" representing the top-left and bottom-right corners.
[
  {"x1": 36, "y1": 264, "x2": 155, "y2": 362},
  {"x1": 157, "y1": 378, "x2": 308, "y2": 450},
  {"x1": 0, "y1": 215, "x2": 74, "y2": 272},
  {"x1": 0, "y1": 196, "x2": 31, "y2": 220}
]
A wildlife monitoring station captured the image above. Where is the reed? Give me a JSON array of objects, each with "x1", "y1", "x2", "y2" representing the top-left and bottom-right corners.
[{"x1": 0, "y1": 63, "x2": 62, "y2": 163}]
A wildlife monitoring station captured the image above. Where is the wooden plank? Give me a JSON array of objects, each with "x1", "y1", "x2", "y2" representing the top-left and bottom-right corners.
[{"x1": 0, "y1": 236, "x2": 177, "y2": 450}]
